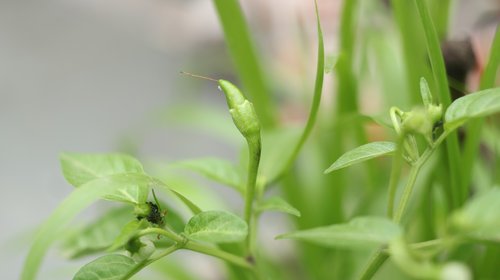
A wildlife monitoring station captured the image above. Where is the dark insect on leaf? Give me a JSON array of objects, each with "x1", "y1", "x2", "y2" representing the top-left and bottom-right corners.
[{"x1": 136, "y1": 189, "x2": 166, "y2": 226}]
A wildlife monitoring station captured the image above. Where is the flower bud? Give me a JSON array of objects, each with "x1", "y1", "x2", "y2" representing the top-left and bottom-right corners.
[
  {"x1": 402, "y1": 107, "x2": 433, "y2": 136},
  {"x1": 218, "y1": 80, "x2": 261, "y2": 140},
  {"x1": 427, "y1": 103, "x2": 443, "y2": 123}
]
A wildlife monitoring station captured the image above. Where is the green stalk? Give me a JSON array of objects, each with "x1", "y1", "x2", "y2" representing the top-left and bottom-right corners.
[
  {"x1": 358, "y1": 250, "x2": 389, "y2": 280},
  {"x1": 244, "y1": 136, "x2": 261, "y2": 253},
  {"x1": 184, "y1": 242, "x2": 254, "y2": 270},
  {"x1": 461, "y1": 26, "x2": 500, "y2": 190},
  {"x1": 278, "y1": 0, "x2": 324, "y2": 179},
  {"x1": 138, "y1": 228, "x2": 253, "y2": 270},
  {"x1": 212, "y1": 0, "x2": 275, "y2": 128},
  {"x1": 359, "y1": 130, "x2": 451, "y2": 279},
  {"x1": 414, "y1": 0, "x2": 463, "y2": 208}
]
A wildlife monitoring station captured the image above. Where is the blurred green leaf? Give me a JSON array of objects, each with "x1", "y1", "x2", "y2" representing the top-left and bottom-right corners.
[
  {"x1": 184, "y1": 211, "x2": 247, "y2": 243},
  {"x1": 21, "y1": 174, "x2": 151, "y2": 280},
  {"x1": 324, "y1": 142, "x2": 396, "y2": 173},
  {"x1": 108, "y1": 220, "x2": 148, "y2": 252},
  {"x1": 60, "y1": 153, "x2": 149, "y2": 204},
  {"x1": 171, "y1": 157, "x2": 243, "y2": 193},
  {"x1": 277, "y1": 216, "x2": 401, "y2": 249},
  {"x1": 60, "y1": 153, "x2": 144, "y2": 187},
  {"x1": 451, "y1": 188, "x2": 500, "y2": 241},
  {"x1": 420, "y1": 77, "x2": 433, "y2": 106},
  {"x1": 73, "y1": 254, "x2": 136, "y2": 280},
  {"x1": 256, "y1": 196, "x2": 301, "y2": 217},
  {"x1": 445, "y1": 88, "x2": 500, "y2": 131},
  {"x1": 62, "y1": 206, "x2": 132, "y2": 259}
]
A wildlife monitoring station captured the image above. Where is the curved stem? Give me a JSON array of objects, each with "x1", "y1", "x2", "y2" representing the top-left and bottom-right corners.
[
  {"x1": 358, "y1": 250, "x2": 389, "y2": 280},
  {"x1": 137, "y1": 228, "x2": 253, "y2": 270},
  {"x1": 184, "y1": 242, "x2": 253, "y2": 270},
  {"x1": 244, "y1": 136, "x2": 261, "y2": 255},
  {"x1": 276, "y1": 0, "x2": 325, "y2": 182},
  {"x1": 361, "y1": 130, "x2": 452, "y2": 279},
  {"x1": 393, "y1": 165, "x2": 421, "y2": 223}
]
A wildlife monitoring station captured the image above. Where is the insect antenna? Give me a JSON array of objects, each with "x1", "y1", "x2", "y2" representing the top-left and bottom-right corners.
[{"x1": 180, "y1": 71, "x2": 218, "y2": 82}]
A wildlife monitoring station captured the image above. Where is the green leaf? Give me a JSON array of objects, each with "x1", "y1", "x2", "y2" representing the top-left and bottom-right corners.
[
  {"x1": 21, "y1": 173, "x2": 152, "y2": 280},
  {"x1": 420, "y1": 77, "x2": 433, "y2": 106},
  {"x1": 108, "y1": 220, "x2": 148, "y2": 252},
  {"x1": 60, "y1": 153, "x2": 144, "y2": 187},
  {"x1": 73, "y1": 254, "x2": 137, "y2": 280},
  {"x1": 256, "y1": 197, "x2": 301, "y2": 217},
  {"x1": 169, "y1": 189, "x2": 203, "y2": 215},
  {"x1": 60, "y1": 153, "x2": 149, "y2": 204},
  {"x1": 451, "y1": 188, "x2": 500, "y2": 240},
  {"x1": 276, "y1": 216, "x2": 402, "y2": 249},
  {"x1": 171, "y1": 157, "x2": 243, "y2": 193},
  {"x1": 445, "y1": 88, "x2": 500, "y2": 130},
  {"x1": 183, "y1": 211, "x2": 248, "y2": 243},
  {"x1": 61, "y1": 206, "x2": 133, "y2": 259},
  {"x1": 324, "y1": 142, "x2": 396, "y2": 173}
]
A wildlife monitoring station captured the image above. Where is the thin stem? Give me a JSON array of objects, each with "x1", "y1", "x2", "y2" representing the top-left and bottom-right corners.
[
  {"x1": 360, "y1": 130, "x2": 451, "y2": 279},
  {"x1": 393, "y1": 165, "x2": 421, "y2": 224},
  {"x1": 244, "y1": 136, "x2": 261, "y2": 254},
  {"x1": 276, "y1": 0, "x2": 325, "y2": 182},
  {"x1": 137, "y1": 227, "x2": 253, "y2": 270},
  {"x1": 358, "y1": 250, "x2": 389, "y2": 280},
  {"x1": 393, "y1": 132, "x2": 450, "y2": 224},
  {"x1": 184, "y1": 242, "x2": 253, "y2": 270}
]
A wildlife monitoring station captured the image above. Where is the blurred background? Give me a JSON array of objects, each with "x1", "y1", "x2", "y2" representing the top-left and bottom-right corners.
[{"x1": 1, "y1": 0, "x2": 498, "y2": 279}]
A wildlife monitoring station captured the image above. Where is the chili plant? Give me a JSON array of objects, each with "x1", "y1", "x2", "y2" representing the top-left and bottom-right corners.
[{"x1": 21, "y1": 0, "x2": 500, "y2": 279}]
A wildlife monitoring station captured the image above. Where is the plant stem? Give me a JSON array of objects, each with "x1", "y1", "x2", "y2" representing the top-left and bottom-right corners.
[
  {"x1": 393, "y1": 164, "x2": 421, "y2": 223},
  {"x1": 358, "y1": 250, "x2": 389, "y2": 280},
  {"x1": 244, "y1": 136, "x2": 261, "y2": 254},
  {"x1": 184, "y1": 242, "x2": 253, "y2": 270},
  {"x1": 394, "y1": 131, "x2": 450, "y2": 224},
  {"x1": 359, "y1": 132, "x2": 450, "y2": 279},
  {"x1": 277, "y1": 0, "x2": 324, "y2": 182},
  {"x1": 137, "y1": 228, "x2": 253, "y2": 270}
]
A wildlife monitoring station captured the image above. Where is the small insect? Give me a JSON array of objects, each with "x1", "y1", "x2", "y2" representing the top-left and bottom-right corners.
[{"x1": 137, "y1": 189, "x2": 166, "y2": 226}]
